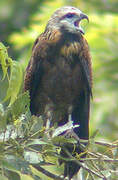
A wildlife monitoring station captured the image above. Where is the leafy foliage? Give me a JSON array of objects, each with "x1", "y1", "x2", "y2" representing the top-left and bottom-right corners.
[
  {"x1": 0, "y1": 43, "x2": 12, "y2": 80},
  {"x1": 0, "y1": 43, "x2": 23, "y2": 105}
]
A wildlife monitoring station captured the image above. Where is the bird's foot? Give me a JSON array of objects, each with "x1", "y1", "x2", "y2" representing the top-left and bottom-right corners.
[{"x1": 52, "y1": 120, "x2": 79, "y2": 138}]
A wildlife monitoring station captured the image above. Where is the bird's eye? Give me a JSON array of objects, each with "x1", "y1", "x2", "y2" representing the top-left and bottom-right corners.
[{"x1": 66, "y1": 13, "x2": 74, "y2": 18}]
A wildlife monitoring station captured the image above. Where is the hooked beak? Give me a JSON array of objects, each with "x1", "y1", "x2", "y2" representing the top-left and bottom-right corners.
[
  {"x1": 74, "y1": 13, "x2": 89, "y2": 35},
  {"x1": 80, "y1": 13, "x2": 89, "y2": 22}
]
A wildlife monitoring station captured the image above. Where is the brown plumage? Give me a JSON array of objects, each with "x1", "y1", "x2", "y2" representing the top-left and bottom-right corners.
[{"x1": 24, "y1": 6, "x2": 92, "y2": 179}]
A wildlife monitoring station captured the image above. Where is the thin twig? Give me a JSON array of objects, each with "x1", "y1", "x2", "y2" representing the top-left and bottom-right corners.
[
  {"x1": 81, "y1": 157, "x2": 118, "y2": 163},
  {"x1": 95, "y1": 141, "x2": 118, "y2": 148},
  {"x1": 88, "y1": 152, "x2": 100, "y2": 158},
  {"x1": 80, "y1": 139, "x2": 118, "y2": 148}
]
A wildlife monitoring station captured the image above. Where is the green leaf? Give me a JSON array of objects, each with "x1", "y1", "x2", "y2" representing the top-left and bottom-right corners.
[
  {"x1": 26, "y1": 139, "x2": 48, "y2": 147},
  {"x1": 0, "y1": 42, "x2": 12, "y2": 80},
  {"x1": 4, "y1": 170, "x2": 21, "y2": 180},
  {"x1": 24, "y1": 151, "x2": 43, "y2": 164},
  {"x1": 2, "y1": 155, "x2": 30, "y2": 174},
  {"x1": 10, "y1": 91, "x2": 30, "y2": 119},
  {"x1": 0, "y1": 103, "x2": 4, "y2": 116},
  {"x1": 0, "y1": 103, "x2": 7, "y2": 130},
  {"x1": 2, "y1": 155, "x2": 40, "y2": 180},
  {"x1": 0, "y1": 175, "x2": 8, "y2": 180},
  {"x1": 20, "y1": 174, "x2": 35, "y2": 180},
  {"x1": 3, "y1": 61, "x2": 23, "y2": 105},
  {"x1": 30, "y1": 116, "x2": 43, "y2": 135},
  {"x1": 2, "y1": 91, "x2": 30, "y2": 124},
  {"x1": 52, "y1": 136, "x2": 77, "y2": 144}
]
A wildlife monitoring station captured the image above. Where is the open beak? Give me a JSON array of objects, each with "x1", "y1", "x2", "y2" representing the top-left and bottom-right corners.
[
  {"x1": 80, "y1": 13, "x2": 89, "y2": 22},
  {"x1": 74, "y1": 13, "x2": 89, "y2": 34}
]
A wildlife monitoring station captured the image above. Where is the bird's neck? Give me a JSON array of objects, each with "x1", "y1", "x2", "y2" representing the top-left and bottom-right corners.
[{"x1": 44, "y1": 26, "x2": 83, "y2": 46}]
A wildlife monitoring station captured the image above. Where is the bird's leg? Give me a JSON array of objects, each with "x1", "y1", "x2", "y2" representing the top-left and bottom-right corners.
[
  {"x1": 64, "y1": 106, "x2": 80, "y2": 141},
  {"x1": 44, "y1": 103, "x2": 54, "y2": 137},
  {"x1": 68, "y1": 114, "x2": 72, "y2": 123},
  {"x1": 45, "y1": 111, "x2": 52, "y2": 130}
]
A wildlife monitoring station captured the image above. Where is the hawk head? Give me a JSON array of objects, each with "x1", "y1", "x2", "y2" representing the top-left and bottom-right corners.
[{"x1": 46, "y1": 6, "x2": 89, "y2": 35}]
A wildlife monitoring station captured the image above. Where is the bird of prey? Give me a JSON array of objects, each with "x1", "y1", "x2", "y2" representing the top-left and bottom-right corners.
[{"x1": 24, "y1": 6, "x2": 92, "y2": 179}]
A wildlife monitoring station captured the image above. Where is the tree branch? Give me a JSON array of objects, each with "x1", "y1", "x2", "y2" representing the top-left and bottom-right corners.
[
  {"x1": 63, "y1": 148, "x2": 106, "y2": 179},
  {"x1": 80, "y1": 139, "x2": 118, "y2": 148}
]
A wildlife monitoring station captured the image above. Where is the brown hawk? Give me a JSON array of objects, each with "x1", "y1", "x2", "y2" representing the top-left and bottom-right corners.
[{"x1": 24, "y1": 6, "x2": 92, "y2": 179}]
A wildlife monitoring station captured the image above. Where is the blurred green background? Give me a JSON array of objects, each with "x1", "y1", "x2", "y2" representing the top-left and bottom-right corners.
[{"x1": 0, "y1": 0, "x2": 118, "y2": 142}]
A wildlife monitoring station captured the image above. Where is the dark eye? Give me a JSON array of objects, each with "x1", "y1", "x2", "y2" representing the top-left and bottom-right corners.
[{"x1": 66, "y1": 13, "x2": 74, "y2": 18}]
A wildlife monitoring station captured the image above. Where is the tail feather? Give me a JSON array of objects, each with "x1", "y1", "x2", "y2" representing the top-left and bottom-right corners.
[{"x1": 64, "y1": 91, "x2": 90, "y2": 179}]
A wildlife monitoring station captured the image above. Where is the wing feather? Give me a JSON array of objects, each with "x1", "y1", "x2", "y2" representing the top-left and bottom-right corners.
[
  {"x1": 24, "y1": 37, "x2": 45, "y2": 114},
  {"x1": 79, "y1": 57, "x2": 92, "y2": 97}
]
